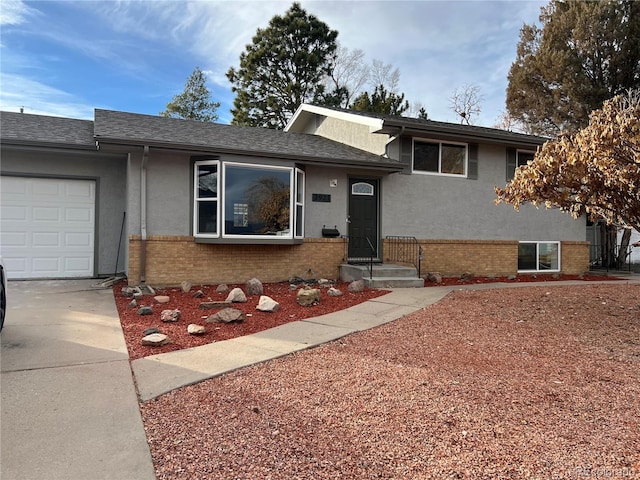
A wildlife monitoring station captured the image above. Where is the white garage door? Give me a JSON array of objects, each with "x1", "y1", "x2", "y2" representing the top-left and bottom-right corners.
[{"x1": 1, "y1": 176, "x2": 95, "y2": 279}]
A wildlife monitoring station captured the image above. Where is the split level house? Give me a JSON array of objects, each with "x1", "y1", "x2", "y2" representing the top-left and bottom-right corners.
[{"x1": 0, "y1": 105, "x2": 589, "y2": 287}]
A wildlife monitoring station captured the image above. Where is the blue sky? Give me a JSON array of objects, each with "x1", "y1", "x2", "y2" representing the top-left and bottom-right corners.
[{"x1": 0, "y1": 0, "x2": 546, "y2": 126}]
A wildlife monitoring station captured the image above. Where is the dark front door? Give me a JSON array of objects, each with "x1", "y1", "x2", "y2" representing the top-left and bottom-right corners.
[{"x1": 348, "y1": 177, "x2": 380, "y2": 261}]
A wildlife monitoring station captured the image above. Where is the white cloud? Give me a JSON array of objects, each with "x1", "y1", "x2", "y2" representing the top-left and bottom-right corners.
[
  {"x1": 0, "y1": 0, "x2": 36, "y2": 25},
  {"x1": 0, "y1": 72, "x2": 94, "y2": 119}
]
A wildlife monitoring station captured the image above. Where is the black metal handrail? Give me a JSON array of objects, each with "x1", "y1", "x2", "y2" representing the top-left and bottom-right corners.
[
  {"x1": 590, "y1": 242, "x2": 634, "y2": 271},
  {"x1": 385, "y1": 236, "x2": 423, "y2": 278},
  {"x1": 366, "y1": 237, "x2": 376, "y2": 279}
]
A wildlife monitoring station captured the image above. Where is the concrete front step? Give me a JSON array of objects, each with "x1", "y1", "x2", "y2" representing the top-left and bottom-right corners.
[
  {"x1": 340, "y1": 264, "x2": 424, "y2": 288},
  {"x1": 363, "y1": 276, "x2": 425, "y2": 288}
]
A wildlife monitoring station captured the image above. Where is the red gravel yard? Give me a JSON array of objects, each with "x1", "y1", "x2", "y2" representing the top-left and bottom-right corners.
[{"x1": 140, "y1": 282, "x2": 640, "y2": 479}]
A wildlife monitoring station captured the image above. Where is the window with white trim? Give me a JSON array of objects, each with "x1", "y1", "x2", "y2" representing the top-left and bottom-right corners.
[
  {"x1": 413, "y1": 139, "x2": 467, "y2": 176},
  {"x1": 295, "y1": 168, "x2": 305, "y2": 238},
  {"x1": 194, "y1": 160, "x2": 303, "y2": 240},
  {"x1": 194, "y1": 161, "x2": 219, "y2": 236},
  {"x1": 518, "y1": 241, "x2": 560, "y2": 272}
]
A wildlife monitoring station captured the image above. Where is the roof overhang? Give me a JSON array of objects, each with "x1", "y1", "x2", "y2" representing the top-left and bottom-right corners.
[{"x1": 285, "y1": 104, "x2": 384, "y2": 133}]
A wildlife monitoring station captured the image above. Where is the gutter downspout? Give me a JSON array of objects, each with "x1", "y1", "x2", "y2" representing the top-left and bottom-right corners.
[
  {"x1": 140, "y1": 145, "x2": 149, "y2": 285},
  {"x1": 385, "y1": 126, "x2": 405, "y2": 158}
]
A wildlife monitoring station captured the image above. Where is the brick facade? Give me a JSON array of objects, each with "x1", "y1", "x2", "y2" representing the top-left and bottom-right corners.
[
  {"x1": 127, "y1": 236, "x2": 346, "y2": 286},
  {"x1": 127, "y1": 236, "x2": 590, "y2": 286}
]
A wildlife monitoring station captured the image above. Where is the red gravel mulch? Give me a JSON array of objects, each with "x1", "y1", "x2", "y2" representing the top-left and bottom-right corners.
[
  {"x1": 114, "y1": 281, "x2": 389, "y2": 360},
  {"x1": 140, "y1": 282, "x2": 640, "y2": 479},
  {"x1": 114, "y1": 274, "x2": 621, "y2": 360}
]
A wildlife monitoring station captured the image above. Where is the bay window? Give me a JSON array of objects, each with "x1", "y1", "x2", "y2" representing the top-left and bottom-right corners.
[{"x1": 194, "y1": 160, "x2": 305, "y2": 241}]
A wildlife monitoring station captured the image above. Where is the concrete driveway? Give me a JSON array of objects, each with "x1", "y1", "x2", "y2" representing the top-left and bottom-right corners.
[{"x1": 1, "y1": 279, "x2": 155, "y2": 480}]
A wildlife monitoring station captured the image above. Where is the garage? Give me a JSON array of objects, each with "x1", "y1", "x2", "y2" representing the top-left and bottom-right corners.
[{"x1": 0, "y1": 176, "x2": 96, "y2": 279}]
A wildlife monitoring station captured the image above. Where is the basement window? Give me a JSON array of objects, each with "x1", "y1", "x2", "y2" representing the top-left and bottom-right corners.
[{"x1": 518, "y1": 241, "x2": 560, "y2": 272}]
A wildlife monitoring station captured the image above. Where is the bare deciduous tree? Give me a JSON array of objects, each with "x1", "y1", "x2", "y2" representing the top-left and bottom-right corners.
[{"x1": 449, "y1": 83, "x2": 483, "y2": 125}]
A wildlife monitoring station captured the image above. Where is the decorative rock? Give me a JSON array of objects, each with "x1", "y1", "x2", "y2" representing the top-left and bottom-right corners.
[
  {"x1": 552, "y1": 273, "x2": 561, "y2": 279},
  {"x1": 143, "y1": 327, "x2": 160, "y2": 336},
  {"x1": 289, "y1": 284, "x2": 297, "y2": 291},
  {"x1": 318, "y1": 278, "x2": 331, "y2": 285},
  {"x1": 347, "y1": 279, "x2": 365, "y2": 293},
  {"x1": 154, "y1": 295, "x2": 170, "y2": 304},
  {"x1": 257, "y1": 295, "x2": 280, "y2": 312},
  {"x1": 180, "y1": 281, "x2": 192, "y2": 293},
  {"x1": 427, "y1": 272, "x2": 443, "y2": 284},
  {"x1": 141, "y1": 333, "x2": 170, "y2": 346},
  {"x1": 327, "y1": 287, "x2": 343, "y2": 297},
  {"x1": 297, "y1": 288, "x2": 320, "y2": 306},
  {"x1": 199, "y1": 301, "x2": 232, "y2": 310},
  {"x1": 133, "y1": 292, "x2": 143, "y2": 299},
  {"x1": 225, "y1": 287, "x2": 247, "y2": 303},
  {"x1": 206, "y1": 308, "x2": 245, "y2": 324},
  {"x1": 216, "y1": 284, "x2": 229, "y2": 293},
  {"x1": 137, "y1": 306, "x2": 153, "y2": 316},
  {"x1": 160, "y1": 309, "x2": 181, "y2": 322},
  {"x1": 192, "y1": 290, "x2": 205, "y2": 298},
  {"x1": 121, "y1": 286, "x2": 139, "y2": 298},
  {"x1": 245, "y1": 278, "x2": 264, "y2": 296},
  {"x1": 461, "y1": 271, "x2": 474, "y2": 281},
  {"x1": 128, "y1": 299, "x2": 137, "y2": 308},
  {"x1": 289, "y1": 276, "x2": 305, "y2": 285},
  {"x1": 187, "y1": 324, "x2": 206, "y2": 335},
  {"x1": 508, "y1": 274, "x2": 517, "y2": 281}
]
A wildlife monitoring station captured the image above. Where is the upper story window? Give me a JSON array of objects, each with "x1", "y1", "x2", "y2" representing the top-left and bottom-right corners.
[
  {"x1": 413, "y1": 139, "x2": 467, "y2": 176},
  {"x1": 507, "y1": 149, "x2": 535, "y2": 181},
  {"x1": 194, "y1": 160, "x2": 304, "y2": 241}
]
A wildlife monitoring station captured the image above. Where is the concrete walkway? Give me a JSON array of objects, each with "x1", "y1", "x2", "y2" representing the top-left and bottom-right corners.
[
  {"x1": 1, "y1": 279, "x2": 156, "y2": 480},
  {"x1": 131, "y1": 274, "x2": 640, "y2": 401}
]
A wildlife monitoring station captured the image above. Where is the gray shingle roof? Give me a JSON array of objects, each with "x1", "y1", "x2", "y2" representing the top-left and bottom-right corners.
[
  {"x1": 94, "y1": 109, "x2": 402, "y2": 170},
  {"x1": 0, "y1": 111, "x2": 95, "y2": 148}
]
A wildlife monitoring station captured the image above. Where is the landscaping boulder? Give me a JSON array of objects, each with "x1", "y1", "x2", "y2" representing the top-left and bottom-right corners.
[
  {"x1": 327, "y1": 287, "x2": 343, "y2": 297},
  {"x1": 137, "y1": 306, "x2": 153, "y2": 316},
  {"x1": 206, "y1": 308, "x2": 246, "y2": 324},
  {"x1": 199, "y1": 301, "x2": 231, "y2": 310},
  {"x1": 426, "y1": 272, "x2": 443, "y2": 284},
  {"x1": 187, "y1": 324, "x2": 206, "y2": 335},
  {"x1": 142, "y1": 327, "x2": 159, "y2": 336},
  {"x1": 461, "y1": 272, "x2": 474, "y2": 281},
  {"x1": 216, "y1": 284, "x2": 229, "y2": 293},
  {"x1": 141, "y1": 333, "x2": 170, "y2": 346},
  {"x1": 192, "y1": 290, "x2": 205, "y2": 298},
  {"x1": 245, "y1": 278, "x2": 264, "y2": 296},
  {"x1": 160, "y1": 309, "x2": 181, "y2": 322},
  {"x1": 154, "y1": 295, "x2": 170, "y2": 304},
  {"x1": 348, "y1": 279, "x2": 365, "y2": 293},
  {"x1": 297, "y1": 288, "x2": 320, "y2": 306},
  {"x1": 257, "y1": 295, "x2": 280, "y2": 312},
  {"x1": 180, "y1": 281, "x2": 192, "y2": 293},
  {"x1": 225, "y1": 288, "x2": 247, "y2": 303}
]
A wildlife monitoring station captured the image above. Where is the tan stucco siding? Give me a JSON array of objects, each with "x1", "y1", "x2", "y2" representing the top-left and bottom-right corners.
[{"x1": 314, "y1": 116, "x2": 388, "y2": 155}]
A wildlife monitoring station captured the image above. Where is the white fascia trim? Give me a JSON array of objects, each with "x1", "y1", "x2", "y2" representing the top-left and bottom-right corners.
[{"x1": 285, "y1": 103, "x2": 384, "y2": 133}]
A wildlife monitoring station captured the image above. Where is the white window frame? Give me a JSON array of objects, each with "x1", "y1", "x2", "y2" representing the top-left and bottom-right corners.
[
  {"x1": 518, "y1": 241, "x2": 561, "y2": 273},
  {"x1": 295, "y1": 168, "x2": 305, "y2": 239},
  {"x1": 193, "y1": 159, "x2": 220, "y2": 238},
  {"x1": 412, "y1": 138, "x2": 468, "y2": 177}
]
